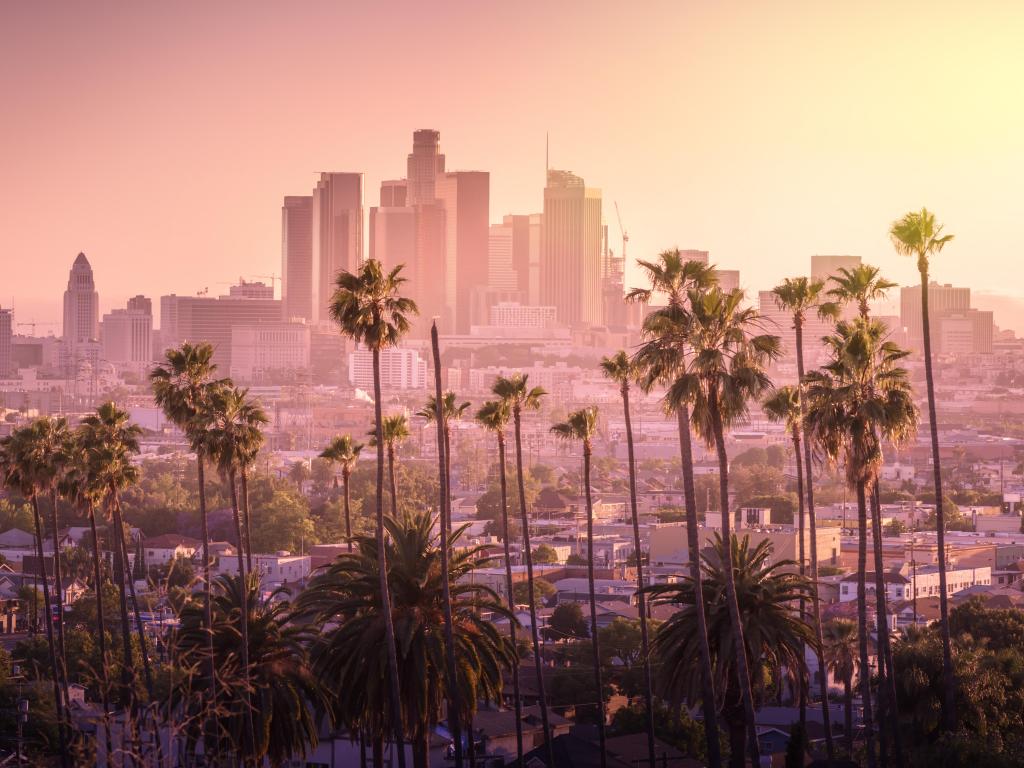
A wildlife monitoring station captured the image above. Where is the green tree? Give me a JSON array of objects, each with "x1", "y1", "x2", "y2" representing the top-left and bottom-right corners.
[
  {"x1": 320, "y1": 435, "x2": 364, "y2": 551},
  {"x1": 297, "y1": 510, "x2": 513, "y2": 767},
  {"x1": 822, "y1": 618, "x2": 858, "y2": 757},
  {"x1": 551, "y1": 406, "x2": 608, "y2": 765},
  {"x1": 890, "y1": 207, "x2": 957, "y2": 731},
  {"x1": 544, "y1": 603, "x2": 589, "y2": 641},
  {"x1": 532, "y1": 544, "x2": 559, "y2": 564},
  {"x1": 514, "y1": 578, "x2": 555, "y2": 606},
  {"x1": 630, "y1": 249, "x2": 723, "y2": 767},
  {"x1": 648, "y1": 535, "x2": 812, "y2": 768},
  {"x1": 329, "y1": 258, "x2": 417, "y2": 766}
]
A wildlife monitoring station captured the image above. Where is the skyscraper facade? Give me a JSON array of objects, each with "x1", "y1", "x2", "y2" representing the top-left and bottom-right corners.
[
  {"x1": 435, "y1": 170, "x2": 490, "y2": 334},
  {"x1": 811, "y1": 254, "x2": 861, "y2": 282},
  {"x1": 542, "y1": 170, "x2": 602, "y2": 326},
  {"x1": 62, "y1": 252, "x2": 100, "y2": 370},
  {"x1": 101, "y1": 299, "x2": 153, "y2": 373},
  {"x1": 406, "y1": 129, "x2": 445, "y2": 205},
  {"x1": 490, "y1": 213, "x2": 542, "y2": 302},
  {"x1": 0, "y1": 307, "x2": 11, "y2": 378},
  {"x1": 282, "y1": 195, "x2": 315, "y2": 322},
  {"x1": 313, "y1": 173, "x2": 363, "y2": 321},
  {"x1": 900, "y1": 282, "x2": 973, "y2": 346}
]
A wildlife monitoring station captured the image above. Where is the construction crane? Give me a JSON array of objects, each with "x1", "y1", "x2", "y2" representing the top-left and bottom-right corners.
[
  {"x1": 252, "y1": 274, "x2": 280, "y2": 292},
  {"x1": 613, "y1": 201, "x2": 629, "y2": 264}
]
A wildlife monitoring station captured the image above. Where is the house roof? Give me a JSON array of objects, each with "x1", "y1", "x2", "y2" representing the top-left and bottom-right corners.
[
  {"x1": 0, "y1": 528, "x2": 36, "y2": 548},
  {"x1": 470, "y1": 705, "x2": 569, "y2": 739},
  {"x1": 511, "y1": 734, "x2": 633, "y2": 768},
  {"x1": 143, "y1": 533, "x2": 202, "y2": 549}
]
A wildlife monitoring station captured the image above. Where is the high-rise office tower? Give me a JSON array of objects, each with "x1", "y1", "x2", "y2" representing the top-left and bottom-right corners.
[
  {"x1": 541, "y1": 170, "x2": 602, "y2": 327},
  {"x1": 282, "y1": 195, "x2": 315, "y2": 322},
  {"x1": 900, "y1": 282, "x2": 972, "y2": 346},
  {"x1": 406, "y1": 129, "x2": 445, "y2": 205},
  {"x1": 679, "y1": 249, "x2": 710, "y2": 264},
  {"x1": 313, "y1": 173, "x2": 363, "y2": 321},
  {"x1": 490, "y1": 214, "x2": 542, "y2": 302},
  {"x1": 0, "y1": 307, "x2": 11, "y2": 377},
  {"x1": 435, "y1": 171, "x2": 489, "y2": 334},
  {"x1": 62, "y1": 252, "x2": 100, "y2": 354},
  {"x1": 101, "y1": 297, "x2": 152, "y2": 372},
  {"x1": 380, "y1": 179, "x2": 407, "y2": 207}
]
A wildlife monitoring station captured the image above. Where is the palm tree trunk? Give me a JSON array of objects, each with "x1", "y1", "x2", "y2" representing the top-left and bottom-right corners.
[
  {"x1": 621, "y1": 382, "x2": 657, "y2": 768},
  {"x1": 871, "y1": 483, "x2": 904, "y2": 768},
  {"x1": 196, "y1": 453, "x2": 219, "y2": 759},
  {"x1": 856, "y1": 481, "x2": 877, "y2": 768},
  {"x1": 919, "y1": 264, "x2": 956, "y2": 731},
  {"x1": 373, "y1": 345, "x2": 406, "y2": 768},
  {"x1": 373, "y1": 735, "x2": 384, "y2": 768},
  {"x1": 108, "y1": 497, "x2": 139, "y2": 766},
  {"x1": 794, "y1": 316, "x2": 835, "y2": 762},
  {"x1": 844, "y1": 676, "x2": 853, "y2": 756},
  {"x1": 793, "y1": 434, "x2": 807, "y2": 728},
  {"x1": 343, "y1": 468, "x2": 353, "y2": 552},
  {"x1": 582, "y1": 445, "x2": 608, "y2": 767},
  {"x1": 676, "y1": 407, "x2": 722, "y2": 767},
  {"x1": 496, "y1": 431, "x2": 524, "y2": 763},
  {"x1": 228, "y1": 471, "x2": 257, "y2": 765},
  {"x1": 31, "y1": 494, "x2": 70, "y2": 768},
  {"x1": 241, "y1": 467, "x2": 253, "y2": 572},
  {"x1": 512, "y1": 406, "x2": 554, "y2": 768},
  {"x1": 388, "y1": 445, "x2": 399, "y2": 520},
  {"x1": 89, "y1": 504, "x2": 114, "y2": 764},
  {"x1": 429, "y1": 322, "x2": 463, "y2": 768},
  {"x1": 48, "y1": 490, "x2": 69, "y2": 699},
  {"x1": 708, "y1": 389, "x2": 760, "y2": 768}
]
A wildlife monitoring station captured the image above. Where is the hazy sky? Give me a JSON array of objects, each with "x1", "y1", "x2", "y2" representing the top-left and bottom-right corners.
[{"x1": 3, "y1": 1, "x2": 1024, "y2": 329}]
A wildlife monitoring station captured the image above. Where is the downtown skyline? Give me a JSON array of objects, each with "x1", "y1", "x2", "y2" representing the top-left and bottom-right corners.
[{"x1": 4, "y1": 1, "x2": 1024, "y2": 327}]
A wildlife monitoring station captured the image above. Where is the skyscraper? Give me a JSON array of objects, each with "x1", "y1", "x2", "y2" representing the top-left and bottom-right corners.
[
  {"x1": 0, "y1": 307, "x2": 11, "y2": 378},
  {"x1": 542, "y1": 170, "x2": 602, "y2": 326},
  {"x1": 811, "y1": 254, "x2": 861, "y2": 282},
  {"x1": 62, "y1": 252, "x2": 100, "y2": 362},
  {"x1": 282, "y1": 195, "x2": 315, "y2": 321},
  {"x1": 435, "y1": 171, "x2": 490, "y2": 333},
  {"x1": 490, "y1": 213, "x2": 542, "y2": 301},
  {"x1": 101, "y1": 297, "x2": 152, "y2": 373},
  {"x1": 406, "y1": 129, "x2": 445, "y2": 205},
  {"x1": 313, "y1": 173, "x2": 363, "y2": 321},
  {"x1": 900, "y1": 282, "x2": 973, "y2": 346}
]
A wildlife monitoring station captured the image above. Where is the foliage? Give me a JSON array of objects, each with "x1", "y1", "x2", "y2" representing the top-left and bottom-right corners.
[
  {"x1": 513, "y1": 578, "x2": 555, "y2": 606},
  {"x1": 532, "y1": 544, "x2": 559, "y2": 564},
  {"x1": 544, "y1": 603, "x2": 589, "y2": 641}
]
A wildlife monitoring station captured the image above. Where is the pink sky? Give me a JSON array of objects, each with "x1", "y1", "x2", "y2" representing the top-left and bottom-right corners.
[{"x1": 3, "y1": 1, "x2": 1024, "y2": 329}]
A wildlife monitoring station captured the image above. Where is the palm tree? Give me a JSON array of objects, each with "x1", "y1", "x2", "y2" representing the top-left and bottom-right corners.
[
  {"x1": 203, "y1": 384, "x2": 268, "y2": 760},
  {"x1": 551, "y1": 407, "x2": 607, "y2": 766},
  {"x1": 492, "y1": 373, "x2": 553, "y2": 765},
  {"x1": 298, "y1": 511, "x2": 514, "y2": 768},
  {"x1": 804, "y1": 319, "x2": 919, "y2": 768},
  {"x1": 0, "y1": 426, "x2": 70, "y2": 767},
  {"x1": 176, "y1": 572, "x2": 328, "y2": 766},
  {"x1": 630, "y1": 251, "x2": 722, "y2": 766},
  {"x1": 60, "y1": 430, "x2": 114, "y2": 760},
  {"x1": 150, "y1": 341, "x2": 227, "y2": 736},
  {"x1": 424, "y1": 322, "x2": 469, "y2": 768},
  {"x1": 320, "y1": 435, "x2": 364, "y2": 551},
  {"x1": 369, "y1": 414, "x2": 410, "y2": 521},
  {"x1": 329, "y1": 258, "x2": 417, "y2": 767},
  {"x1": 770, "y1": 277, "x2": 838, "y2": 756},
  {"x1": 600, "y1": 350, "x2": 656, "y2": 768},
  {"x1": 822, "y1": 618, "x2": 858, "y2": 757},
  {"x1": 648, "y1": 535, "x2": 813, "y2": 768},
  {"x1": 475, "y1": 399, "x2": 523, "y2": 764},
  {"x1": 685, "y1": 286, "x2": 781, "y2": 767},
  {"x1": 890, "y1": 207, "x2": 956, "y2": 731},
  {"x1": 826, "y1": 265, "x2": 904, "y2": 759}
]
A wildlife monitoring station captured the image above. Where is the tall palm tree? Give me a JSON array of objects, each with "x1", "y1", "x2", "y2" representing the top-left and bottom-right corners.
[
  {"x1": 475, "y1": 399, "x2": 523, "y2": 764},
  {"x1": 804, "y1": 319, "x2": 919, "y2": 768},
  {"x1": 684, "y1": 286, "x2": 781, "y2": 767},
  {"x1": 600, "y1": 351, "x2": 656, "y2": 768},
  {"x1": 770, "y1": 277, "x2": 838, "y2": 756},
  {"x1": 329, "y1": 258, "x2": 417, "y2": 767},
  {"x1": 0, "y1": 426, "x2": 71, "y2": 767},
  {"x1": 822, "y1": 618, "x2": 858, "y2": 757},
  {"x1": 492, "y1": 373, "x2": 553, "y2": 765},
  {"x1": 890, "y1": 207, "x2": 956, "y2": 731},
  {"x1": 176, "y1": 572, "x2": 329, "y2": 767},
  {"x1": 150, "y1": 341, "x2": 227, "y2": 739},
  {"x1": 298, "y1": 511, "x2": 514, "y2": 768},
  {"x1": 320, "y1": 435, "x2": 364, "y2": 551},
  {"x1": 550, "y1": 407, "x2": 607, "y2": 766},
  {"x1": 826, "y1": 265, "x2": 904, "y2": 759},
  {"x1": 424, "y1": 322, "x2": 469, "y2": 768},
  {"x1": 204, "y1": 384, "x2": 268, "y2": 761},
  {"x1": 60, "y1": 430, "x2": 114, "y2": 761},
  {"x1": 369, "y1": 414, "x2": 410, "y2": 521},
  {"x1": 648, "y1": 535, "x2": 813, "y2": 768},
  {"x1": 630, "y1": 252, "x2": 723, "y2": 767}
]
